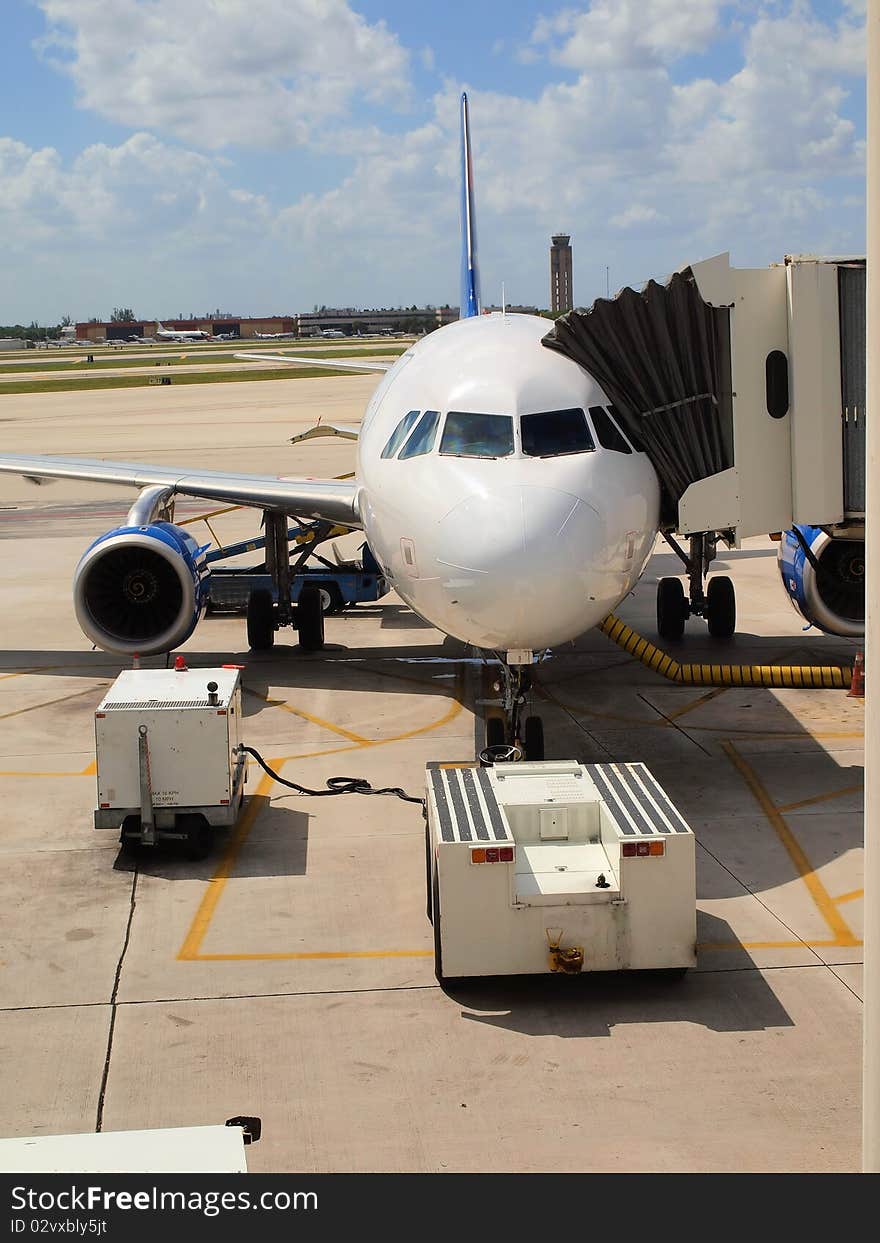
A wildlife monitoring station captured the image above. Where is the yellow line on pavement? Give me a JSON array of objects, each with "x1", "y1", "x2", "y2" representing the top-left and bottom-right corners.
[
  {"x1": 776, "y1": 784, "x2": 863, "y2": 814},
  {"x1": 178, "y1": 677, "x2": 464, "y2": 962},
  {"x1": 723, "y1": 741, "x2": 860, "y2": 946},
  {"x1": 833, "y1": 889, "x2": 864, "y2": 905},
  {"x1": 0, "y1": 685, "x2": 105, "y2": 721}
]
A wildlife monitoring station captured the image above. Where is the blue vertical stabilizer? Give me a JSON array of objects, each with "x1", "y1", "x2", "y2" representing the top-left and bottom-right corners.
[{"x1": 459, "y1": 93, "x2": 481, "y2": 319}]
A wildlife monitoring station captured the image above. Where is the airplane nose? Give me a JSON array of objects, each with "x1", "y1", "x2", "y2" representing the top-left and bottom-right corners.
[{"x1": 436, "y1": 484, "x2": 604, "y2": 648}]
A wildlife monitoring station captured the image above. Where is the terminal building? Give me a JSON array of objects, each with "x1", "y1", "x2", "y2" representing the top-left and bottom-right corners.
[{"x1": 76, "y1": 303, "x2": 540, "y2": 344}]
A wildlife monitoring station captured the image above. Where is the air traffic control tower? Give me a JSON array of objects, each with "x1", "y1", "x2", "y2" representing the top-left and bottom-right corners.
[{"x1": 550, "y1": 233, "x2": 573, "y2": 313}]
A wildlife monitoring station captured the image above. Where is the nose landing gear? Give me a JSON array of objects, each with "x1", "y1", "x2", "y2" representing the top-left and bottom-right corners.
[{"x1": 481, "y1": 659, "x2": 545, "y2": 762}]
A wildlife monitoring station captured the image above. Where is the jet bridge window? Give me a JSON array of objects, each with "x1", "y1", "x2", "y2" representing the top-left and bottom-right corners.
[
  {"x1": 588, "y1": 406, "x2": 632, "y2": 454},
  {"x1": 381, "y1": 410, "x2": 420, "y2": 459},
  {"x1": 521, "y1": 408, "x2": 594, "y2": 457},
  {"x1": 399, "y1": 410, "x2": 440, "y2": 459},
  {"x1": 440, "y1": 412, "x2": 514, "y2": 458}
]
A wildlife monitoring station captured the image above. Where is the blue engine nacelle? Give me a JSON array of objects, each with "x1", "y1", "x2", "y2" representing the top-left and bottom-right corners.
[
  {"x1": 73, "y1": 522, "x2": 210, "y2": 656},
  {"x1": 777, "y1": 526, "x2": 864, "y2": 638}
]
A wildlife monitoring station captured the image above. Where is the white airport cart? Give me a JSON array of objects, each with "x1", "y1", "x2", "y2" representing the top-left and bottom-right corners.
[
  {"x1": 426, "y1": 760, "x2": 696, "y2": 981},
  {"x1": 93, "y1": 666, "x2": 247, "y2": 857}
]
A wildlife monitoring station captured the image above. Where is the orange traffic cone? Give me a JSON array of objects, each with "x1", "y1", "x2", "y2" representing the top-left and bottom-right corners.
[{"x1": 848, "y1": 651, "x2": 864, "y2": 698}]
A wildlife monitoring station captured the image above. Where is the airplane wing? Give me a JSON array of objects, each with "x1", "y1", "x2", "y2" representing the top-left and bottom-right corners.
[
  {"x1": 234, "y1": 351, "x2": 393, "y2": 373},
  {"x1": 0, "y1": 454, "x2": 361, "y2": 526}
]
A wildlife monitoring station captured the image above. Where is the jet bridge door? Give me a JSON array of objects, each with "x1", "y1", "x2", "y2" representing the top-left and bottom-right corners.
[{"x1": 839, "y1": 263, "x2": 866, "y2": 519}]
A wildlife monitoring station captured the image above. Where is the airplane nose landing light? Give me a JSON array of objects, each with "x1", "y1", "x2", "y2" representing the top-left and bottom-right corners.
[{"x1": 436, "y1": 485, "x2": 605, "y2": 648}]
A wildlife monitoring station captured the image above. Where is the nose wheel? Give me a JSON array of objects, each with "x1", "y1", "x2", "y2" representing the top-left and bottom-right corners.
[{"x1": 482, "y1": 663, "x2": 545, "y2": 762}]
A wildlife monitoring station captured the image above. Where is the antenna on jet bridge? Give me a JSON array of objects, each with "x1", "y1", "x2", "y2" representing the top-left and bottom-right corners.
[{"x1": 502, "y1": 282, "x2": 506, "y2": 315}]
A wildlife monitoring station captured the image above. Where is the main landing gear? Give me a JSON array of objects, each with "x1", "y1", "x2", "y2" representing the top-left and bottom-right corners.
[
  {"x1": 482, "y1": 660, "x2": 545, "y2": 763},
  {"x1": 656, "y1": 531, "x2": 736, "y2": 641},
  {"x1": 246, "y1": 511, "x2": 330, "y2": 653}
]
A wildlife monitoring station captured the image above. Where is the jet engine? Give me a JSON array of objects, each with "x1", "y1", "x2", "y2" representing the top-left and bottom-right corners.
[
  {"x1": 777, "y1": 525, "x2": 864, "y2": 639},
  {"x1": 73, "y1": 489, "x2": 210, "y2": 655}
]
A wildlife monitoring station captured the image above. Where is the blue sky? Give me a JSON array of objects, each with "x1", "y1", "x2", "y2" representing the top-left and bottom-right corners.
[{"x1": 0, "y1": 1, "x2": 866, "y2": 323}]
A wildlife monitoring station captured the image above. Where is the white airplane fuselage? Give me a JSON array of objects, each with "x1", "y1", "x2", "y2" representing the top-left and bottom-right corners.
[{"x1": 355, "y1": 313, "x2": 660, "y2": 652}]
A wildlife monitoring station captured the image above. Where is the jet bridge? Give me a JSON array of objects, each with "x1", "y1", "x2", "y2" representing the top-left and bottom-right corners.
[{"x1": 543, "y1": 252, "x2": 866, "y2": 638}]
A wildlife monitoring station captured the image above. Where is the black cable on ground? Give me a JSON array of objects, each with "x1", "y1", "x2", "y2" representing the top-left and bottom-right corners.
[{"x1": 239, "y1": 745, "x2": 425, "y2": 806}]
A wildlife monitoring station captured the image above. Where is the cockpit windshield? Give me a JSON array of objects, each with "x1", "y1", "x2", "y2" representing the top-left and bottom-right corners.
[
  {"x1": 520, "y1": 408, "x2": 594, "y2": 457},
  {"x1": 440, "y1": 411, "x2": 515, "y2": 458}
]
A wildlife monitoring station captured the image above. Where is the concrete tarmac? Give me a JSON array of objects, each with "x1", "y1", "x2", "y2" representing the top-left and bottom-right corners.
[{"x1": 0, "y1": 377, "x2": 865, "y2": 1172}]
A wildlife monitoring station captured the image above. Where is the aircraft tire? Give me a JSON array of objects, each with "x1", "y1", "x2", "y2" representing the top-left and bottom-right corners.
[
  {"x1": 485, "y1": 716, "x2": 506, "y2": 749},
  {"x1": 246, "y1": 589, "x2": 275, "y2": 650},
  {"x1": 298, "y1": 587, "x2": 325, "y2": 651},
  {"x1": 706, "y1": 575, "x2": 736, "y2": 638},
  {"x1": 524, "y1": 715, "x2": 545, "y2": 761},
  {"x1": 657, "y1": 577, "x2": 687, "y2": 640}
]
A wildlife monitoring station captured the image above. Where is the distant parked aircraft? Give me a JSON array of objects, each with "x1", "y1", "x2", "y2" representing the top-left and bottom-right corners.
[
  {"x1": 156, "y1": 323, "x2": 211, "y2": 342},
  {"x1": 320, "y1": 329, "x2": 346, "y2": 338},
  {"x1": 254, "y1": 331, "x2": 297, "y2": 340}
]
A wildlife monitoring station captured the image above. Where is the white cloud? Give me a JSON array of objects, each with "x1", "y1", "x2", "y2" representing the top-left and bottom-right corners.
[
  {"x1": 36, "y1": 0, "x2": 411, "y2": 150},
  {"x1": 530, "y1": 0, "x2": 727, "y2": 69},
  {"x1": 611, "y1": 205, "x2": 662, "y2": 230},
  {"x1": 1, "y1": 2, "x2": 866, "y2": 319}
]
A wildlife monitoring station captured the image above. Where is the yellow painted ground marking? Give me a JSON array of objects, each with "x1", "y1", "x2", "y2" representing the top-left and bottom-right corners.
[
  {"x1": 194, "y1": 950, "x2": 433, "y2": 961},
  {"x1": 243, "y1": 687, "x2": 369, "y2": 744},
  {"x1": 178, "y1": 681, "x2": 464, "y2": 962},
  {"x1": 666, "y1": 686, "x2": 729, "y2": 721},
  {"x1": 723, "y1": 741, "x2": 860, "y2": 946},
  {"x1": 178, "y1": 769, "x2": 275, "y2": 961},
  {"x1": 540, "y1": 683, "x2": 862, "y2": 738},
  {"x1": 0, "y1": 758, "x2": 97, "y2": 779},
  {"x1": 833, "y1": 889, "x2": 864, "y2": 906},
  {"x1": 776, "y1": 783, "x2": 863, "y2": 814},
  {"x1": 0, "y1": 685, "x2": 106, "y2": 721}
]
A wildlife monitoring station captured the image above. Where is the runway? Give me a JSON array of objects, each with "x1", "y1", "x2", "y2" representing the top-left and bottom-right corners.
[{"x1": 0, "y1": 376, "x2": 865, "y2": 1172}]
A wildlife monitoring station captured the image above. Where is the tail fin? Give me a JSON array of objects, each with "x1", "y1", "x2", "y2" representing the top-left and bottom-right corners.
[{"x1": 459, "y1": 92, "x2": 481, "y2": 319}]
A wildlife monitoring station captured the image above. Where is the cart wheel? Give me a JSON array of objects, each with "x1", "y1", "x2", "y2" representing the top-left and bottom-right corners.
[
  {"x1": 297, "y1": 587, "x2": 325, "y2": 651},
  {"x1": 523, "y1": 715, "x2": 544, "y2": 761},
  {"x1": 180, "y1": 814, "x2": 213, "y2": 861},
  {"x1": 657, "y1": 577, "x2": 687, "y2": 640},
  {"x1": 246, "y1": 589, "x2": 275, "y2": 651},
  {"x1": 706, "y1": 575, "x2": 736, "y2": 638}
]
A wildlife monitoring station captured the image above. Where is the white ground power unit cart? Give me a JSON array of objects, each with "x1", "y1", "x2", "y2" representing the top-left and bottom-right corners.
[
  {"x1": 426, "y1": 760, "x2": 696, "y2": 981},
  {"x1": 93, "y1": 666, "x2": 247, "y2": 857}
]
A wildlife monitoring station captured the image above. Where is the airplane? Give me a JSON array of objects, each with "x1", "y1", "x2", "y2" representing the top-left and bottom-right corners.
[
  {"x1": 254, "y1": 331, "x2": 296, "y2": 340},
  {"x1": 0, "y1": 94, "x2": 860, "y2": 758},
  {"x1": 155, "y1": 322, "x2": 211, "y2": 342},
  {"x1": 320, "y1": 329, "x2": 346, "y2": 338}
]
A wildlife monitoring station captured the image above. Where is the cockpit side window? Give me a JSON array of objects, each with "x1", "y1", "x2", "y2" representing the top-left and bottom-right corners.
[
  {"x1": 521, "y1": 408, "x2": 594, "y2": 457},
  {"x1": 588, "y1": 405, "x2": 633, "y2": 454},
  {"x1": 399, "y1": 410, "x2": 440, "y2": 459},
  {"x1": 381, "y1": 410, "x2": 420, "y2": 459},
  {"x1": 440, "y1": 411, "x2": 515, "y2": 458}
]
